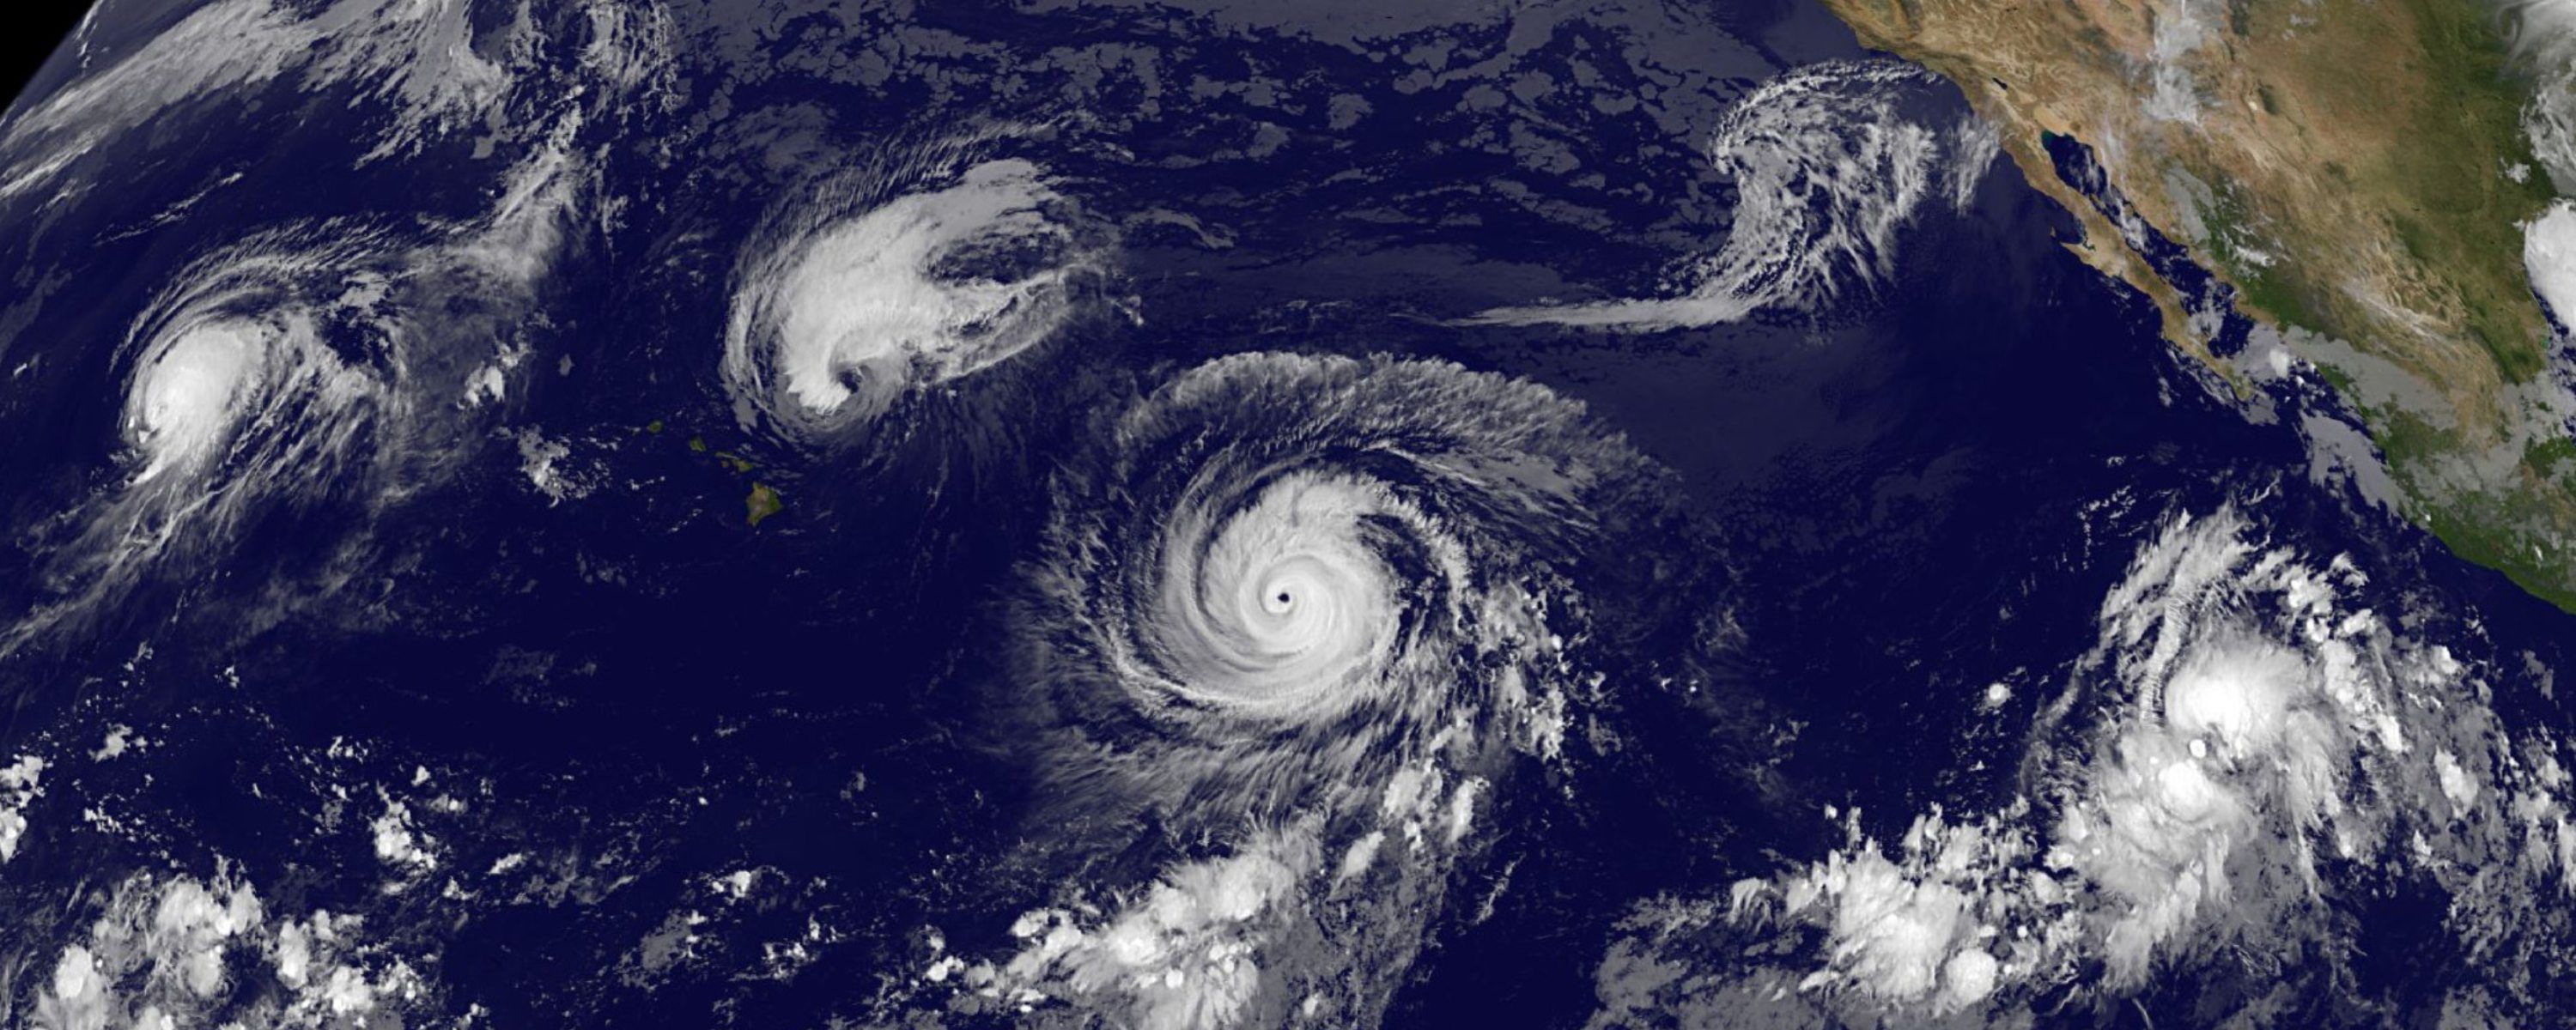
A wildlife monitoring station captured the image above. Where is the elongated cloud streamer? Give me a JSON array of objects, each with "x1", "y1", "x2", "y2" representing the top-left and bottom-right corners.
[
  {"x1": 1470, "y1": 60, "x2": 1992, "y2": 330},
  {"x1": 0, "y1": 0, "x2": 672, "y2": 205},
  {"x1": 3, "y1": 112, "x2": 604, "y2": 655}
]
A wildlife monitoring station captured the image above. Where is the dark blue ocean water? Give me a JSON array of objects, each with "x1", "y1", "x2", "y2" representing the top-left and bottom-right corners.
[{"x1": 0, "y1": 0, "x2": 2570, "y2": 1027}]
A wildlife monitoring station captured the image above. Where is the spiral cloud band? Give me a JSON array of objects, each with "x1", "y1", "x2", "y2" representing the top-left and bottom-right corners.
[
  {"x1": 721, "y1": 155, "x2": 1106, "y2": 442},
  {"x1": 944, "y1": 352, "x2": 1668, "y2": 1028},
  {"x1": 1140, "y1": 470, "x2": 1422, "y2": 722},
  {"x1": 88, "y1": 235, "x2": 394, "y2": 579},
  {"x1": 1033, "y1": 352, "x2": 1646, "y2": 757}
]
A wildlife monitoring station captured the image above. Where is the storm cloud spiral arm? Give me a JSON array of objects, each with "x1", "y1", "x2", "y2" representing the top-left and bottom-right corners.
[
  {"x1": 114, "y1": 243, "x2": 386, "y2": 499},
  {"x1": 15, "y1": 0, "x2": 2576, "y2": 1027},
  {"x1": 1035, "y1": 352, "x2": 1646, "y2": 754},
  {"x1": 0, "y1": 228, "x2": 403, "y2": 653},
  {"x1": 720, "y1": 153, "x2": 1109, "y2": 445},
  {"x1": 973, "y1": 352, "x2": 1674, "y2": 1026}
]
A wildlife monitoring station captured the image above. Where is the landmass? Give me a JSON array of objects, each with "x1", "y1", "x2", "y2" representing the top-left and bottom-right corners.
[
  {"x1": 745, "y1": 483, "x2": 783, "y2": 527},
  {"x1": 662, "y1": 423, "x2": 782, "y2": 527},
  {"x1": 1820, "y1": 0, "x2": 2576, "y2": 609}
]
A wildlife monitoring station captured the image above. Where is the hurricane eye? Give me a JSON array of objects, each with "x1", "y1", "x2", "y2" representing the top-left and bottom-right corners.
[{"x1": 1010, "y1": 352, "x2": 1657, "y2": 1027}]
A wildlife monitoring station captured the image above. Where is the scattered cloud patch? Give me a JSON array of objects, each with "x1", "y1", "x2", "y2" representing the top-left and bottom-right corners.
[{"x1": 0, "y1": 754, "x2": 45, "y2": 862}]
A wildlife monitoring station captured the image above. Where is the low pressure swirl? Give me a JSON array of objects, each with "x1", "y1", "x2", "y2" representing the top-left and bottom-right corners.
[
  {"x1": 1041, "y1": 352, "x2": 1638, "y2": 742},
  {"x1": 721, "y1": 153, "x2": 1108, "y2": 445},
  {"x1": 985, "y1": 351, "x2": 1673, "y2": 1027}
]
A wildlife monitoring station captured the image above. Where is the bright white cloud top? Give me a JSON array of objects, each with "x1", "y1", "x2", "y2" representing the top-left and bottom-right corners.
[
  {"x1": 26, "y1": 869, "x2": 428, "y2": 1030},
  {"x1": 0, "y1": 82, "x2": 617, "y2": 657},
  {"x1": 722, "y1": 155, "x2": 1107, "y2": 441},
  {"x1": 123, "y1": 319, "x2": 272, "y2": 485},
  {"x1": 935, "y1": 352, "x2": 1675, "y2": 1027},
  {"x1": 1593, "y1": 503, "x2": 2576, "y2": 1023},
  {"x1": 1139, "y1": 471, "x2": 1420, "y2": 722},
  {"x1": 91, "y1": 235, "x2": 392, "y2": 575}
]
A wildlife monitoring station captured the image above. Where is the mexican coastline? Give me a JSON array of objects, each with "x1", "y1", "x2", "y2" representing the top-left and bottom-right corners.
[{"x1": 0, "y1": 0, "x2": 2569, "y2": 1028}]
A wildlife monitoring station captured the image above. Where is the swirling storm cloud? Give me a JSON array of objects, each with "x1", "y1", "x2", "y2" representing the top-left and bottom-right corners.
[
  {"x1": 722, "y1": 150, "x2": 1109, "y2": 445},
  {"x1": 944, "y1": 353, "x2": 1676, "y2": 1027},
  {"x1": 1, "y1": 2, "x2": 2574, "y2": 1030}
]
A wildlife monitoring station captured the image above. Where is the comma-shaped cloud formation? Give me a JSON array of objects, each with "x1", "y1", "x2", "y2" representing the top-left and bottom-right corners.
[
  {"x1": 721, "y1": 151, "x2": 1110, "y2": 445},
  {"x1": 1468, "y1": 59, "x2": 1995, "y2": 330}
]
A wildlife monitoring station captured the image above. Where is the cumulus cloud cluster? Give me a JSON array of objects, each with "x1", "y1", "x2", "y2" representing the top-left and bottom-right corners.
[
  {"x1": 0, "y1": 754, "x2": 41, "y2": 863},
  {"x1": 27, "y1": 870, "x2": 428, "y2": 1030},
  {"x1": 1601, "y1": 504, "x2": 2576, "y2": 1024},
  {"x1": 931, "y1": 354, "x2": 1673, "y2": 1027},
  {"x1": 964, "y1": 829, "x2": 1319, "y2": 1030}
]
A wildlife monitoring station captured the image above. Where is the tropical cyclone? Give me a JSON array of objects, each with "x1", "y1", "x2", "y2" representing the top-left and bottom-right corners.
[
  {"x1": 1818, "y1": 0, "x2": 2576, "y2": 609},
  {"x1": 958, "y1": 353, "x2": 1679, "y2": 1027}
]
